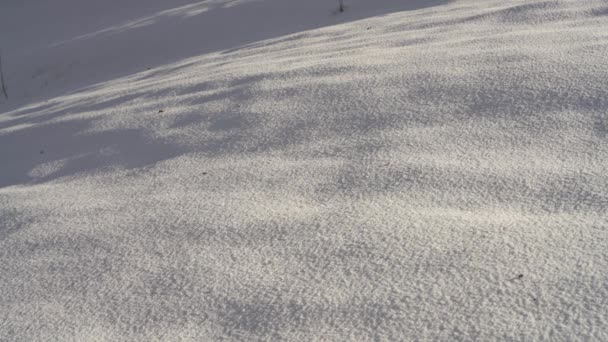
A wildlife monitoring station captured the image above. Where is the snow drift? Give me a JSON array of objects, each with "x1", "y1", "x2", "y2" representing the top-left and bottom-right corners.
[{"x1": 1, "y1": 0, "x2": 608, "y2": 340}]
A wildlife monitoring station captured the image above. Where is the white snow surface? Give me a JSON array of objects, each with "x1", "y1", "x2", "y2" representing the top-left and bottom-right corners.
[{"x1": 1, "y1": 0, "x2": 608, "y2": 340}]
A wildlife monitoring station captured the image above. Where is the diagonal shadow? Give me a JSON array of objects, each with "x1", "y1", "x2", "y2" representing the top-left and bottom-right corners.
[
  {"x1": 0, "y1": 0, "x2": 452, "y2": 108},
  {"x1": 0, "y1": 116, "x2": 185, "y2": 188}
]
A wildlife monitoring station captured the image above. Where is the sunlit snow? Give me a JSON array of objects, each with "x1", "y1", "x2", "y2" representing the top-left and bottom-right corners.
[{"x1": 1, "y1": 0, "x2": 607, "y2": 340}]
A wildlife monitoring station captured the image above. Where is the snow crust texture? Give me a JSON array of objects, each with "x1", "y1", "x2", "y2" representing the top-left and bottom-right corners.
[{"x1": 1, "y1": 0, "x2": 608, "y2": 341}]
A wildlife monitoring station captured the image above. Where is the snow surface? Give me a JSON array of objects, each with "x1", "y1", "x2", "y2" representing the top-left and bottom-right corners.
[{"x1": 1, "y1": 0, "x2": 608, "y2": 340}]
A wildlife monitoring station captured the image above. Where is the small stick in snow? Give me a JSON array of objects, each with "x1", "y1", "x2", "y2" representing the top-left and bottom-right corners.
[
  {"x1": 0, "y1": 51, "x2": 8, "y2": 100},
  {"x1": 509, "y1": 274, "x2": 524, "y2": 281}
]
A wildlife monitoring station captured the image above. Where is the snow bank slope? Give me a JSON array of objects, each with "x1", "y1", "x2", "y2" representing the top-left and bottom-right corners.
[
  {"x1": 0, "y1": 0, "x2": 447, "y2": 104},
  {"x1": 1, "y1": 0, "x2": 608, "y2": 341}
]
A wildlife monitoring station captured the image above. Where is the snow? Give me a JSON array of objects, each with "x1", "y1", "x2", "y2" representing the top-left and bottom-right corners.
[{"x1": 1, "y1": 0, "x2": 608, "y2": 340}]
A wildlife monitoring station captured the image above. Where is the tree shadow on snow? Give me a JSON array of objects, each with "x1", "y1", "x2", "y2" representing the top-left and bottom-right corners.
[
  {"x1": 0, "y1": 0, "x2": 452, "y2": 108},
  {"x1": 0, "y1": 116, "x2": 184, "y2": 188}
]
